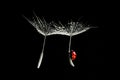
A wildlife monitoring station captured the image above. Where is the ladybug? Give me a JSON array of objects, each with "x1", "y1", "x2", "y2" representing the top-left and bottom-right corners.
[{"x1": 70, "y1": 50, "x2": 77, "y2": 60}]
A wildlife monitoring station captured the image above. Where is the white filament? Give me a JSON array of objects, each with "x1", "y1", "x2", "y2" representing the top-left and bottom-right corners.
[{"x1": 37, "y1": 36, "x2": 46, "y2": 68}]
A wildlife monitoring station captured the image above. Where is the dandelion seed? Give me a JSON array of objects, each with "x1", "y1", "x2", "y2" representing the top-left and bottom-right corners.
[{"x1": 24, "y1": 14, "x2": 92, "y2": 68}]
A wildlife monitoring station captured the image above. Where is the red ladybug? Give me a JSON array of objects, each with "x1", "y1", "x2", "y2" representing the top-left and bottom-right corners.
[{"x1": 70, "y1": 50, "x2": 77, "y2": 60}]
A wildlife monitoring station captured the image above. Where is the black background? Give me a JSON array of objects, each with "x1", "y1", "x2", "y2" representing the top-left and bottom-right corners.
[{"x1": 2, "y1": 3, "x2": 108, "y2": 80}]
